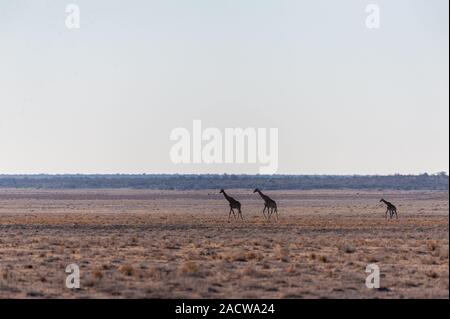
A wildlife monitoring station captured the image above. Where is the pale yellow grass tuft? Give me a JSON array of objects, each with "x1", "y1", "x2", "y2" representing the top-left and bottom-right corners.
[{"x1": 180, "y1": 261, "x2": 199, "y2": 274}]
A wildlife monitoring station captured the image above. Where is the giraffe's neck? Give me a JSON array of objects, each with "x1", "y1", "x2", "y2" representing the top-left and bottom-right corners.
[
  {"x1": 222, "y1": 192, "x2": 232, "y2": 202},
  {"x1": 257, "y1": 190, "x2": 267, "y2": 200}
]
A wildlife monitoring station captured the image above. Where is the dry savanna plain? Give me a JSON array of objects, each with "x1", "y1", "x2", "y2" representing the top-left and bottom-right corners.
[{"x1": 0, "y1": 188, "x2": 448, "y2": 299}]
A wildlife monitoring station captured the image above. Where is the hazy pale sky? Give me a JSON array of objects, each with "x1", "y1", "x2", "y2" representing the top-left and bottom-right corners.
[{"x1": 0, "y1": 0, "x2": 448, "y2": 174}]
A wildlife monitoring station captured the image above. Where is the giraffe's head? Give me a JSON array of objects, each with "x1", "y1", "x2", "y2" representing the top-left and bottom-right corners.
[
  {"x1": 380, "y1": 198, "x2": 384, "y2": 202},
  {"x1": 253, "y1": 188, "x2": 260, "y2": 193},
  {"x1": 219, "y1": 189, "x2": 225, "y2": 194}
]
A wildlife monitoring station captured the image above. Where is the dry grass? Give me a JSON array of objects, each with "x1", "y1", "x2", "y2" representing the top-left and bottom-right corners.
[
  {"x1": 0, "y1": 188, "x2": 448, "y2": 298},
  {"x1": 119, "y1": 265, "x2": 135, "y2": 277}
]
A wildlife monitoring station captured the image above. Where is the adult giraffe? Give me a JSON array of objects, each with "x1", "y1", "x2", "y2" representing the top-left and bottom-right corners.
[
  {"x1": 220, "y1": 189, "x2": 243, "y2": 222},
  {"x1": 380, "y1": 198, "x2": 398, "y2": 219},
  {"x1": 253, "y1": 188, "x2": 278, "y2": 220}
]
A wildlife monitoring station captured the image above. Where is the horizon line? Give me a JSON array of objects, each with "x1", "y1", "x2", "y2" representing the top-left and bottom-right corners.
[{"x1": 0, "y1": 172, "x2": 448, "y2": 177}]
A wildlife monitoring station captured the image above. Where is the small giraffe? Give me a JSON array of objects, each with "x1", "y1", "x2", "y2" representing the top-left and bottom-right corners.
[
  {"x1": 220, "y1": 189, "x2": 243, "y2": 222},
  {"x1": 380, "y1": 198, "x2": 398, "y2": 219},
  {"x1": 254, "y1": 188, "x2": 278, "y2": 220}
]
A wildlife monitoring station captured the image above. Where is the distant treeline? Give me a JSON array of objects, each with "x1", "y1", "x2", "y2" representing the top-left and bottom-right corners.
[{"x1": 0, "y1": 174, "x2": 448, "y2": 190}]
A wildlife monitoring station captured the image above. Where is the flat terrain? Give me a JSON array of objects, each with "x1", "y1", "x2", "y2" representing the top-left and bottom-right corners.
[{"x1": 0, "y1": 189, "x2": 448, "y2": 298}]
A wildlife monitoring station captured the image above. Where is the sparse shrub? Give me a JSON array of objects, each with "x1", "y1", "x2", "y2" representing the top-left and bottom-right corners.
[
  {"x1": 342, "y1": 245, "x2": 356, "y2": 254},
  {"x1": 245, "y1": 251, "x2": 263, "y2": 261},
  {"x1": 224, "y1": 250, "x2": 248, "y2": 262},
  {"x1": 319, "y1": 255, "x2": 329, "y2": 263},
  {"x1": 1, "y1": 268, "x2": 10, "y2": 281},
  {"x1": 232, "y1": 253, "x2": 248, "y2": 262},
  {"x1": 425, "y1": 271, "x2": 439, "y2": 279},
  {"x1": 180, "y1": 261, "x2": 199, "y2": 274},
  {"x1": 427, "y1": 241, "x2": 438, "y2": 252},
  {"x1": 287, "y1": 264, "x2": 296, "y2": 274},
  {"x1": 92, "y1": 269, "x2": 104, "y2": 281},
  {"x1": 439, "y1": 247, "x2": 449, "y2": 259},
  {"x1": 147, "y1": 266, "x2": 162, "y2": 279},
  {"x1": 421, "y1": 257, "x2": 436, "y2": 265},
  {"x1": 368, "y1": 256, "x2": 379, "y2": 263},
  {"x1": 241, "y1": 265, "x2": 255, "y2": 276},
  {"x1": 119, "y1": 264, "x2": 135, "y2": 276},
  {"x1": 261, "y1": 262, "x2": 270, "y2": 270},
  {"x1": 130, "y1": 237, "x2": 138, "y2": 245},
  {"x1": 274, "y1": 245, "x2": 289, "y2": 262},
  {"x1": 240, "y1": 264, "x2": 268, "y2": 278}
]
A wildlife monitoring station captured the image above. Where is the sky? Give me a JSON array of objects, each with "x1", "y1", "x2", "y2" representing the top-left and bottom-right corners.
[{"x1": 0, "y1": 0, "x2": 448, "y2": 175}]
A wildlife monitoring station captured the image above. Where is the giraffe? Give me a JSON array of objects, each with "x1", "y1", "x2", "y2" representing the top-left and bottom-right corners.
[
  {"x1": 380, "y1": 198, "x2": 398, "y2": 219},
  {"x1": 253, "y1": 188, "x2": 278, "y2": 220},
  {"x1": 219, "y1": 189, "x2": 243, "y2": 222}
]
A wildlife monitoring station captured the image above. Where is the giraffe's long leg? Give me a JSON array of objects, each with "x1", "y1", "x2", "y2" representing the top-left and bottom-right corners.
[
  {"x1": 231, "y1": 208, "x2": 236, "y2": 219},
  {"x1": 262, "y1": 206, "x2": 267, "y2": 219},
  {"x1": 239, "y1": 208, "x2": 243, "y2": 220},
  {"x1": 275, "y1": 207, "x2": 279, "y2": 221},
  {"x1": 385, "y1": 209, "x2": 389, "y2": 219},
  {"x1": 228, "y1": 208, "x2": 232, "y2": 222}
]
